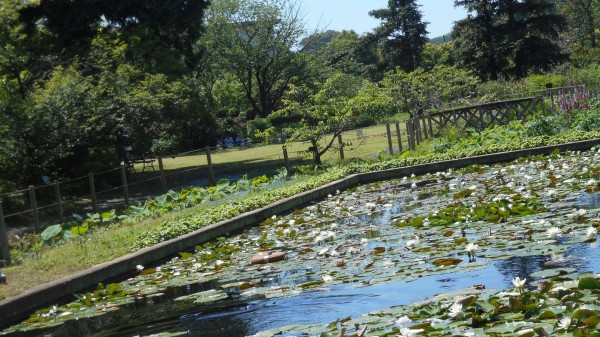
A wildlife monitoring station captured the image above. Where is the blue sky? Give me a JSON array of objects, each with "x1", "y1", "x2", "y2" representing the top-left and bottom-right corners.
[{"x1": 300, "y1": 0, "x2": 467, "y2": 38}]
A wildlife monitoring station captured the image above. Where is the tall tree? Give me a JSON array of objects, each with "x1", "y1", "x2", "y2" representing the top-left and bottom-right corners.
[
  {"x1": 367, "y1": 0, "x2": 429, "y2": 72},
  {"x1": 302, "y1": 30, "x2": 380, "y2": 80},
  {"x1": 275, "y1": 73, "x2": 367, "y2": 165},
  {"x1": 452, "y1": 0, "x2": 504, "y2": 80},
  {"x1": 204, "y1": 0, "x2": 319, "y2": 120},
  {"x1": 452, "y1": 0, "x2": 567, "y2": 79},
  {"x1": 18, "y1": 0, "x2": 210, "y2": 72},
  {"x1": 556, "y1": 0, "x2": 600, "y2": 65}
]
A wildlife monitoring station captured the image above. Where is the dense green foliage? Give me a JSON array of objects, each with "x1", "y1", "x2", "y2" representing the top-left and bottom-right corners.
[
  {"x1": 367, "y1": 0, "x2": 429, "y2": 72},
  {"x1": 0, "y1": 0, "x2": 599, "y2": 191},
  {"x1": 452, "y1": 0, "x2": 567, "y2": 79}
]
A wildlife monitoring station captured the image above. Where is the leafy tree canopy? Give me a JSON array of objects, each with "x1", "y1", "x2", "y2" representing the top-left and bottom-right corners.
[{"x1": 452, "y1": 0, "x2": 567, "y2": 79}]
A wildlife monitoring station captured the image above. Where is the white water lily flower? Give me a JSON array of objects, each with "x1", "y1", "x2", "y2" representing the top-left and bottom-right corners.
[
  {"x1": 410, "y1": 174, "x2": 416, "y2": 178},
  {"x1": 448, "y1": 302, "x2": 463, "y2": 318},
  {"x1": 399, "y1": 326, "x2": 423, "y2": 336},
  {"x1": 587, "y1": 179, "x2": 597, "y2": 186},
  {"x1": 392, "y1": 315, "x2": 412, "y2": 327},
  {"x1": 136, "y1": 264, "x2": 144, "y2": 272},
  {"x1": 586, "y1": 227, "x2": 597, "y2": 238},
  {"x1": 512, "y1": 276, "x2": 527, "y2": 289},
  {"x1": 271, "y1": 215, "x2": 277, "y2": 219},
  {"x1": 558, "y1": 316, "x2": 571, "y2": 330},
  {"x1": 322, "y1": 274, "x2": 333, "y2": 282},
  {"x1": 288, "y1": 219, "x2": 295, "y2": 225},
  {"x1": 465, "y1": 243, "x2": 479, "y2": 253},
  {"x1": 547, "y1": 227, "x2": 561, "y2": 239},
  {"x1": 215, "y1": 260, "x2": 224, "y2": 266},
  {"x1": 366, "y1": 202, "x2": 376, "y2": 208},
  {"x1": 405, "y1": 236, "x2": 419, "y2": 249},
  {"x1": 327, "y1": 194, "x2": 332, "y2": 198},
  {"x1": 411, "y1": 183, "x2": 417, "y2": 189}
]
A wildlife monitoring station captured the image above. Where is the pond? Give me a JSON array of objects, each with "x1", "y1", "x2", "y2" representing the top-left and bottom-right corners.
[{"x1": 3, "y1": 149, "x2": 600, "y2": 336}]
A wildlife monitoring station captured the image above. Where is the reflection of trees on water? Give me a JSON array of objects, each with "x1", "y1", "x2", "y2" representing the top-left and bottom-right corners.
[
  {"x1": 494, "y1": 244, "x2": 595, "y2": 290},
  {"x1": 494, "y1": 255, "x2": 547, "y2": 289}
]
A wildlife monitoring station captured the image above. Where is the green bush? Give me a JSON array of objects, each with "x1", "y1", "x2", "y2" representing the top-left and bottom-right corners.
[
  {"x1": 524, "y1": 113, "x2": 567, "y2": 137},
  {"x1": 564, "y1": 64, "x2": 600, "y2": 88},
  {"x1": 525, "y1": 74, "x2": 568, "y2": 91},
  {"x1": 476, "y1": 80, "x2": 527, "y2": 102},
  {"x1": 246, "y1": 117, "x2": 272, "y2": 138},
  {"x1": 352, "y1": 113, "x2": 378, "y2": 128},
  {"x1": 572, "y1": 100, "x2": 600, "y2": 131}
]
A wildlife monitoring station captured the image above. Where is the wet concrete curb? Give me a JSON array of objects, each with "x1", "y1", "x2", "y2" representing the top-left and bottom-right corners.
[{"x1": 1, "y1": 138, "x2": 599, "y2": 328}]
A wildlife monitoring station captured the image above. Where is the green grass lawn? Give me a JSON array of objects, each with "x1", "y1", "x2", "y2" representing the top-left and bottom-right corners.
[{"x1": 152, "y1": 124, "x2": 409, "y2": 173}]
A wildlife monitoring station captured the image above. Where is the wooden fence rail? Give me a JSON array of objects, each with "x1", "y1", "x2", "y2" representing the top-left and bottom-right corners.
[
  {"x1": 404, "y1": 96, "x2": 545, "y2": 150},
  {"x1": 0, "y1": 144, "x2": 318, "y2": 265}
]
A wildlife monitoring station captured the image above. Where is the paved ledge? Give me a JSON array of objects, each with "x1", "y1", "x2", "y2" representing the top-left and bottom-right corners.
[{"x1": 1, "y1": 138, "x2": 599, "y2": 328}]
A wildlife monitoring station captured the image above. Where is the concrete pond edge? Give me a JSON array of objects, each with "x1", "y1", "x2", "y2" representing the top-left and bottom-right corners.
[{"x1": 1, "y1": 138, "x2": 600, "y2": 328}]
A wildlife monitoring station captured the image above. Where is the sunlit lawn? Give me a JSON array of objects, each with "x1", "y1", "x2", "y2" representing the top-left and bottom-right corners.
[{"x1": 153, "y1": 124, "x2": 409, "y2": 173}]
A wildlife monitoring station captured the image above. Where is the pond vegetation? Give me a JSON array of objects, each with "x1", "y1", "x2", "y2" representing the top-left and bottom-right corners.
[{"x1": 4, "y1": 147, "x2": 600, "y2": 336}]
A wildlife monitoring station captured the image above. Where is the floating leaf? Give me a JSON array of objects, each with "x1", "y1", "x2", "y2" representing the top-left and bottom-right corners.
[
  {"x1": 432, "y1": 258, "x2": 462, "y2": 267},
  {"x1": 578, "y1": 278, "x2": 600, "y2": 290}
]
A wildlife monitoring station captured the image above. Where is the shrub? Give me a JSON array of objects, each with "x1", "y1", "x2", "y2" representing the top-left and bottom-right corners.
[
  {"x1": 352, "y1": 113, "x2": 378, "y2": 128},
  {"x1": 524, "y1": 114, "x2": 567, "y2": 137},
  {"x1": 525, "y1": 74, "x2": 568, "y2": 91},
  {"x1": 476, "y1": 80, "x2": 527, "y2": 102},
  {"x1": 571, "y1": 100, "x2": 600, "y2": 131}
]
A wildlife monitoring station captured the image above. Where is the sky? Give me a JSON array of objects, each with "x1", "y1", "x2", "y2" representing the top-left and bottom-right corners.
[{"x1": 300, "y1": 0, "x2": 467, "y2": 38}]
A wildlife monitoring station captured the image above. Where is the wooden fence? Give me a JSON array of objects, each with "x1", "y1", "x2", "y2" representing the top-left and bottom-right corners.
[{"x1": 404, "y1": 96, "x2": 545, "y2": 150}]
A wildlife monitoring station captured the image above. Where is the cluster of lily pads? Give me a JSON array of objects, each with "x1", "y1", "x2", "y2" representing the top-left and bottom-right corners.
[{"x1": 4, "y1": 148, "x2": 600, "y2": 336}]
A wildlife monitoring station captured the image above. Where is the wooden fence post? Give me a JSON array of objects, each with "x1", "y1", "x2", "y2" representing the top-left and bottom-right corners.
[
  {"x1": 158, "y1": 156, "x2": 167, "y2": 193},
  {"x1": 337, "y1": 134, "x2": 345, "y2": 160},
  {"x1": 395, "y1": 121, "x2": 403, "y2": 151},
  {"x1": 414, "y1": 118, "x2": 421, "y2": 145},
  {"x1": 386, "y1": 123, "x2": 394, "y2": 155},
  {"x1": 405, "y1": 120, "x2": 411, "y2": 150},
  {"x1": 205, "y1": 147, "x2": 216, "y2": 186},
  {"x1": 282, "y1": 145, "x2": 290, "y2": 170},
  {"x1": 88, "y1": 172, "x2": 98, "y2": 213},
  {"x1": 54, "y1": 181, "x2": 64, "y2": 223},
  {"x1": 120, "y1": 166, "x2": 130, "y2": 206},
  {"x1": 0, "y1": 202, "x2": 10, "y2": 266},
  {"x1": 28, "y1": 186, "x2": 40, "y2": 232},
  {"x1": 427, "y1": 113, "x2": 434, "y2": 137},
  {"x1": 406, "y1": 120, "x2": 414, "y2": 150}
]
